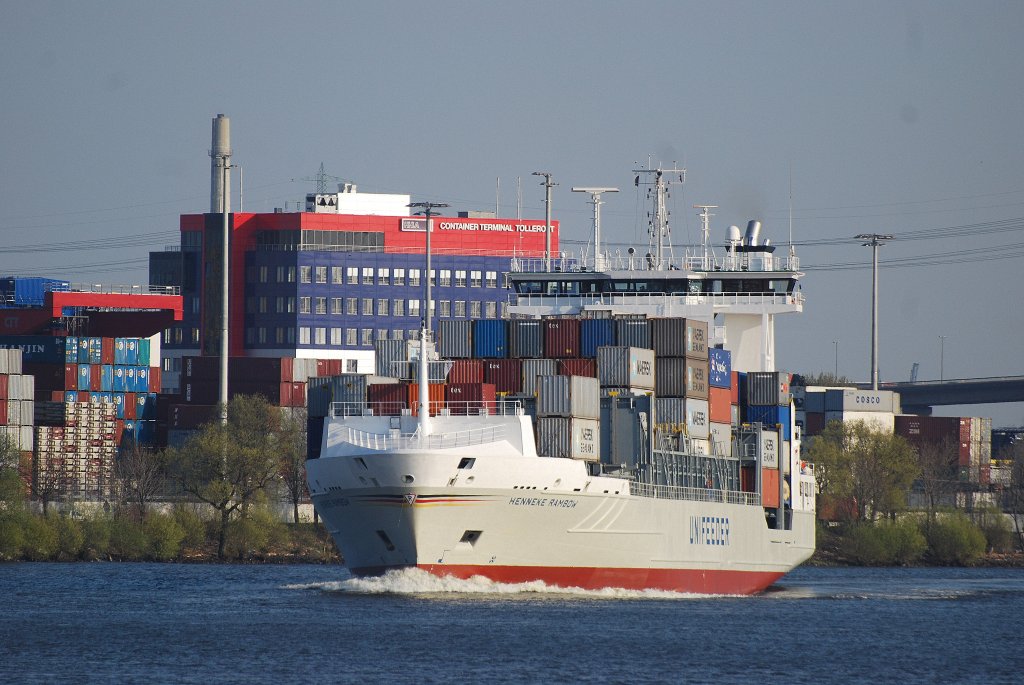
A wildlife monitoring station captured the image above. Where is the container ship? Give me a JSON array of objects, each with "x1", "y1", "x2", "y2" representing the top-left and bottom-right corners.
[{"x1": 307, "y1": 167, "x2": 816, "y2": 594}]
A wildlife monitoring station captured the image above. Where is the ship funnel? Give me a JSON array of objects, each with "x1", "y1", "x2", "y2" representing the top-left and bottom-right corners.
[
  {"x1": 744, "y1": 220, "x2": 761, "y2": 247},
  {"x1": 210, "y1": 114, "x2": 232, "y2": 213}
]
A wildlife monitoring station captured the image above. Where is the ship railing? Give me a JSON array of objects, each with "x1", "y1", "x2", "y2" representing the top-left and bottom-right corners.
[
  {"x1": 67, "y1": 283, "x2": 182, "y2": 296},
  {"x1": 329, "y1": 399, "x2": 523, "y2": 418},
  {"x1": 630, "y1": 481, "x2": 762, "y2": 507},
  {"x1": 509, "y1": 291, "x2": 802, "y2": 309},
  {"x1": 333, "y1": 423, "x2": 508, "y2": 451},
  {"x1": 509, "y1": 252, "x2": 801, "y2": 274}
]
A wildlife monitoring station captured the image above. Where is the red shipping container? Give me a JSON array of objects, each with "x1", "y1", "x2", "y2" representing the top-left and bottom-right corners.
[
  {"x1": 279, "y1": 357, "x2": 294, "y2": 383},
  {"x1": 368, "y1": 383, "x2": 408, "y2": 415},
  {"x1": 281, "y1": 381, "x2": 306, "y2": 407},
  {"x1": 762, "y1": 468, "x2": 780, "y2": 508},
  {"x1": 65, "y1": 364, "x2": 79, "y2": 390},
  {"x1": 449, "y1": 359, "x2": 485, "y2": 384},
  {"x1": 543, "y1": 318, "x2": 581, "y2": 359},
  {"x1": 101, "y1": 338, "x2": 115, "y2": 365},
  {"x1": 325, "y1": 359, "x2": 342, "y2": 376},
  {"x1": 78, "y1": 391, "x2": 90, "y2": 402},
  {"x1": 0, "y1": 376, "x2": 6, "y2": 401},
  {"x1": 90, "y1": 364, "x2": 102, "y2": 392},
  {"x1": 803, "y1": 412, "x2": 826, "y2": 436},
  {"x1": 124, "y1": 393, "x2": 137, "y2": 419},
  {"x1": 709, "y1": 386, "x2": 731, "y2": 424},
  {"x1": 406, "y1": 383, "x2": 446, "y2": 416},
  {"x1": 50, "y1": 390, "x2": 64, "y2": 402},
  {"x1": 730, "y1": 371, "x2": 740, "y2": 405},
  {"x1": 0, "y1": 401, "x2": 7, "y2": 425},
  {"x1": 150, "y1": 366, "x2": 162, "y2": 393},
  {"x1": 558, "y1": 358, "x2": 596, "y2": 377},
  {"x1": 114, "y1": 420, "x2": 125, "y2": 445},
  {"x1": 445, "y1": 383, "x2": 497, "y2": 414},
  {"x1": 484, "y1": 359, "x2": 522, "y2": 394}
]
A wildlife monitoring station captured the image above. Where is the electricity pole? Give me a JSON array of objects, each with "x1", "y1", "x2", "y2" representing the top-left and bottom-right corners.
[{"x1": 855, "y1": 233, "x2": 893, "y2": 391}]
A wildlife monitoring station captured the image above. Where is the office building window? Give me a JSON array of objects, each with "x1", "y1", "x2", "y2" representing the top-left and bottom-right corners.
[
  {"x1": 315, "y1": 297, "x2": 327, "y2": 314},
  {"x1": 346, "y1": 359, "x2": 358, "y2": 372},
  {"x1": 455, "y1": 270, "x2": 467, "y2": 287},
  {"x1": 362, "y1": 298, "x2": 373, "y2": 315},
  {"x1": 259, "y1": 266, "x2": 269, "y2": 283},
  {"x1": 362, "y1": 267, "x2": 373, "y2": 285},
  {"x1": 485, "y1": 301, "x2": 497, "y2": 318},
  {"x1": 429, "y1": 269, "x2": 436, "y2": 286},
  {"x1": 378, "y1": 268, "x2": 390, "y2": 285},
  {"x1": 393, "y1": 299, "x2": 405, "y2": 316},
  {"x1": 300, "y1": 266, "x2": 312, "y2": 283},
  {"x1": 486, "y1": 271, "x2": 497, "y2": 288},
  {"x1": 330, "y1": 297, "x2": 342, "y2": 314},
  {"x1": 332, "y1": 266, "x2": 343, "y2": 284},
  {"x1": 276, "y1": 296, "x2": 285, "y2": 313},
  {"x1": 299, "y1": 296, "x2": 311, "y2": 314},
  {"x1": 246, "y1": 328, "x2": 254, "y2": 345},
  {"x1": 258, "y1": 327, "x2": 267, "y2": 344},
  {"x1": 392, "y1": 329, "x2": 404, "y2": 340},
  {"x1": 440, "y1": 300, "x2": 451, "y2": 317},
  {"x1": 471, "y1": 270, "x2": 482, "y2": 288},
  {"x1": 259, "y1": 296, "x2": 268, "y2": 314},
  {"x1": 299, "y1": 327, "x2": 311, "y2": 344},
  {"x1": 454, "y1": 300, "x2": 466, "y2": 317},
  {"x1": 287, "y1": 327, "x2": 295, "y2": 343},
  {"x1": 469, "y1": 301, "x2": 481, "y2": 318},
  {"x1": 360, "y1": 328, "x2": 373, "y2": 346},
  {"x1": 315, "y1": 266, "x2": 327, "y2": 283},
  {"x1": 287, "y1": 266, "x2": 296, "y2": 283},
  {"x1": 246, "y1": 296, "x2": 256, "y2": 314},
  {"x1": 377, "y1": 298, "x2": 389, "y2": 316},
  {"x1": 377, "y1": 329, "x2": 388, "y2": 342},
  {"x1": 408, "y1": 300, "x2": 420, "y2": 317},
  {"x1": 346, "y1": 267, "x2": 358, "y2": 284},
  {"x1": 276, "y1": 327, "x2": 285, "y2": 344},
  {"x1": 315, "y1": 327, "x2": 326, "y2": 345},
  {"x1": 345, "y1": 328, "x2": 357, "y2": 346},
  {"x1": 330, "y1": 327, "x2": 342, "y2": 345},
  {"x1": 287, "y1": 297, "x2": 295, "y2": 313},
  {"x1": 277, "y1": 266, "x2": 286, "y2": 283},
  {"x1": 409, "y1": 269, "x2": 420, "y2": 287},
  {"x1": 439, "y1": 270, "x2": 451, "y2": 287},
  {"x1": 346, "y1": 297, "x2": 358, "y2": 315},
  {"x1": 393, "y1": 268, "x2": 406, "y2": 285},
  {"x1": 246, "y1": 266, "x2": 255, "y2": 283}
]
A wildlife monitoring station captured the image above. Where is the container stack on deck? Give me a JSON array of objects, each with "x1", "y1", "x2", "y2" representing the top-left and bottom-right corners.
[
  {"x1": 0, "y1": 348, "x2": 35, "y2": 454},
  {"x1": 650, "y1": 318, "x2": 710, "y2": 454}
]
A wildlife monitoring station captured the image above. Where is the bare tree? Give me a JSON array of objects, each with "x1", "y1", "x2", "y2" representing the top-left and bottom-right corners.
[
  {"x1": 916, "y1": 437, "x2": 959, "y2": 524},
  {"x1": 278, "y1": 408, "x2": 308, "y2": 524},
  {"x1": 1002, "y1": 439, "x2": 1024, "y2": 551},
  {"x1": 114, "y1": 440, "x2": 167, "y2": 521}
]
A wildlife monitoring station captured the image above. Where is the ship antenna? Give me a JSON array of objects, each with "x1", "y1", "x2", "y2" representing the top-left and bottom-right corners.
[
  {"x1": 572, "y1": 186, "x2": 619, "y2": 272},
  {"x1": 632, "y1": 163, "x2": 685, "y2": 269},
  {"x1": 693, "y1": 204, "x2": 718, "y2": 270},
  {"x1": 408, "y1": 200, "x2": 449, "y2": 439}
]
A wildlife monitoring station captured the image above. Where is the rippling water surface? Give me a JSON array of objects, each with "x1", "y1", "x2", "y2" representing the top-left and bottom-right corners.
[{"x1": 1, "y1": 563, "x2": 1022, "y2": 684}]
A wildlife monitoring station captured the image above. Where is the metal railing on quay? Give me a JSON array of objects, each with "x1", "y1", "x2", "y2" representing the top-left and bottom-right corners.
[{"x1": 629, "y1": 481, "x2": 761, "y2": 506}]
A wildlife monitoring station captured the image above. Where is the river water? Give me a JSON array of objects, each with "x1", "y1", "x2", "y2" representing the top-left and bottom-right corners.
[{"x1": 1, "y1": 563, "x2": 1021, "y2": 684}]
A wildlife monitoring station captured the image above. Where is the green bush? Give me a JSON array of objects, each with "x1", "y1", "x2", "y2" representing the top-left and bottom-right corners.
[
  {"x1": 172, "y1": 505, "x2": 208, "y2": 551},
  {"x1": 841, "y1": 519, "x2": 927, "y2": 566},
  {"x1": 53, "y1": 515, "x2": 85, "y2": 560},
  {"x1": 108, "y1": 516, "x2": 148, "y2": 560},
  {"x1": 226, "y1": 507, "x2": 287, "y2": 560},
  {"x1": 81, "y1": 516, "x2": 112, "y2": 560},
  {"x1": 144, "y1": 513, "x2": 185, "y2": 561},
  {"x1": 925, "y1": 513, "x2": 987, "y2": 565},
  {"x1": 22, "y1": 514, "x2": 59, "y2": 561},
  {"x1": 975, "y1": 507, "x2": 1015, "y2": 554},
  {"x1": 0, "y1": 512, "x2": 28, "y2": 560}
]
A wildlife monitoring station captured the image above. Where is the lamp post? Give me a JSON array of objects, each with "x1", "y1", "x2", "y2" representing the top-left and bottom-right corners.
[
  {"x1": 532, "y1": 172, "x2": 556, "y2": 272},
  {"x1": 939, "y1": 335, "x2": 947, "y2": 382},
  {"x1": 855, "y1": 233, "x2": 893, "y2": 391},
  {"x1": 833, "y1": 340, "x2": 839, "y2": 379}
]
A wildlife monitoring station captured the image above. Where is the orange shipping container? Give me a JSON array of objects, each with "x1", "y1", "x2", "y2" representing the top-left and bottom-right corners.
[
  {"x1": 406, "y1": 383, "x2": 446, "y2": 416},
  {"x1": 762, "y1": 468, "x2": 780, "y2": 508},
  {"x1": 709, "y1": 386, "x2": 732, "y2": 424}
]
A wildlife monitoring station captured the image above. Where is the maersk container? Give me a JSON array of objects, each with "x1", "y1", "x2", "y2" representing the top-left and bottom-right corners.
[
  {"x1": 472, "y1": 320, "x2": 508, "y2": 358},
  {"x1": 483, "y1": 359, "x2": 522, "y2": 394},
  {"x1": 744, "y1": 404, "x2": 792, "y2": 441},
  {"x1": 536, "y1": 375, "x2": 600, "y2": 420},
  {"x1": 580, "y1": 319, "x2": 615, "y2": 358},
  {"x1": 709, "y1": 421, "x2": 732, "y2": 456},
  {"x1": 708, "y1": 348, "x2": 732, "y2": 388},
  {"x1": 651, "y1": 317, "x2": 689, "y2": 357},
  {"x1": 761, "y1": 429, "x2": 781, "y2": 469},
  {"x1": 438, "y1": 320, "x2": 473, "y2": 359},
  {"x1": 745, "y1": 371, "x2": 791, "y2": 406},
  {"x1": 536, "y1": 416, "x2": 600, "y2": 460},
  {"x1": 615, "y1": 317, "x2": 650, "y2": 350},
  {"x1": 509, "y1": 320, "x2": 543, "y2": 358},
  {"x1": 0, "y1": 336, "x2": 69, "y2": 365},
  {"x1": 596, "y1": 346, "x2": 655, "y2": 390},
  {"x1": 521, "y1": 358, "x2": 557, "y2": 396},
  {"x1": 824, "y1": 388, "x2": 899, "y2": 414},
  {"x1": 654, "y1": 357, "x2": 708, "y2": 399},
  {"x1": 685, "y1": 398, "x2": 710, "y2": 440},
  {"x1": 543, "y1": 318, "x2": 581, "y2": 359}
]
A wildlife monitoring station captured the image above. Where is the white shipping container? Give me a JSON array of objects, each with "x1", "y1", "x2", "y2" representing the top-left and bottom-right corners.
[
  {"x1": 825, "y1": 388, "x2": 900, "y2": 414},
  {"x1": 8, "y1": 374, "x2": 34, "y2": 401},
  {"x1": 596, "y1": 346, "x2": 655, "y2": 390},
  {"x1": 686, "y1": 437, "x2": 711, "y2": 456},
  {"x1": 824, "y1": 410, "x2": 895, "y2": 434},
  {"x1": 685, "y1": 398, "x2": 710, "y2": 440},
  {"x1": 537, "y1": 374, "x2": 600, "y2": 419},
  {"x1": 536, "y1": 416, "x2": 600, "y2": 460},
  {"x1": 761, "y1": 429, "x2": 780, "y2": 469},
  {"x1": 709, "y1": 421, "x2": 732, "y2": 456}
]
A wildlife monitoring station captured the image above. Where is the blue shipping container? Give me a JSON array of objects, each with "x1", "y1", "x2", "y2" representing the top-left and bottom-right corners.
[
  {"x1": 125, "y1": 367, "x2": 138, "y2": 393},
  {"x1": 112, "y1": 367, "x2": 126, "y2": 393},
  {"x1": 472, "y1": 320, "x2": 508, "y2": 358},
  {"x1": 744, "y1": 404, "x2": 792, "y2": 441},
  {"x1": 136, "y1": 393, "x2": 157, "y2": 420},
  {"x1": 137, "y1": 420, "x2": 156, "y2": 446},
  {"x1": 77, "y1": 337, "x2": 90, "y2": 363},
  {"x1": 138, "y1": 339, "x2": 151, "y2": 366},
  {"x1": 708, "y1": 348, "x2": 732, "y2": 388},
  {"x1": 65, "y1": 336, "x2": 79, "y2": 362},
  {"x1": 64, "y1": 391, "x2": 78, "y2": 404},
  {"x1": 0, "y1": 335, "x2": 69, "y2": 364},
  {"x1": 125, "y1": 339, "x2": 139, "y2": 365},
  {"x1": 114, "y1": 338, "x2": 128, "y2": 365},
  {"x1": 580, "y1": 319, "x2": 615, "y2": 358},
  {"x1": 88, "y1": 337, "x2": 103, "y2": 364},
  {"x1": 0, "y1": 277, "x2": 69, "y2": 306},
  {"x1": 77, "y1": 364, "x2": 91, "y2": 390},
  {"x1": 113, "y1": 393, "x2": 126, "y2": 419},
  {"x1": 100, "y1": 365, "x2": 113, "y2": 392},
  {"x1": 136, "y1": 367, "x2": 149, "y2": 393}
]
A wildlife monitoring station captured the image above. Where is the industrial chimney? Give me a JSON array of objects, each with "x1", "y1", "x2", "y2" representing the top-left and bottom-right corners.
[{"x1": 210, "y1": 114, "x2": 232, "y2": 213}]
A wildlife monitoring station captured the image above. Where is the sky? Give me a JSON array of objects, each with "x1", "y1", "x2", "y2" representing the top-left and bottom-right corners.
[{"x1": 2, "y1": 1, "x2": 1022, "y2": 427}]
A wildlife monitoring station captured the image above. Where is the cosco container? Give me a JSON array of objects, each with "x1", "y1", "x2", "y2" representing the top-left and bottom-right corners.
[
  {"x1": 536, "y1": 375, "x2": 600, "y2": 420},
  {"x1": 472, "y1": 320, "x2": 508, "y2": 358},
  {"x1": 708, "y1": 348, "x2": 732, "y2": 388},
  {"x1": 509, "y1": 320, "x2": 543, "y2": 358},
  {"x1": 614, "y1": 317, "x2": 650, "y2": 350},
  {"x1": 824, "y1": 388, "x2": 900, "y2": 414},
  {"x1": 596, "y1": 346, "x2": 655, "y2": 390},
  {"x1": 580, "y1": 319, "x2": 615, "y2": 358},
  {"x1": 438, "y1": 320, "x2": 473, "y2": 359},
  {"x1": 543, "y1": 318, "x2": 581, "y2": 358},
  {"x1": 745, "y1": 371, "x2": 791, "y2": 406},
  {"x1": 536, "y1": 416, "x2": 600, "y2": 460},
  {"x1": 521, "y1": 359, "x2": 557, "y2": 396}
]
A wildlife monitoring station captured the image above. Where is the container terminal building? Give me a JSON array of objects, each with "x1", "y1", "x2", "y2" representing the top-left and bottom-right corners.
[{"x1": 148, "y1": 184, "x2": 557, "y2": 393}]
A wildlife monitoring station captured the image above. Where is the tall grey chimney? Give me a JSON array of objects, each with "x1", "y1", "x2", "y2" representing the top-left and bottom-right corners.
[{"x1": 210, "y1": 114, "x2": 232, "y2": 213}]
